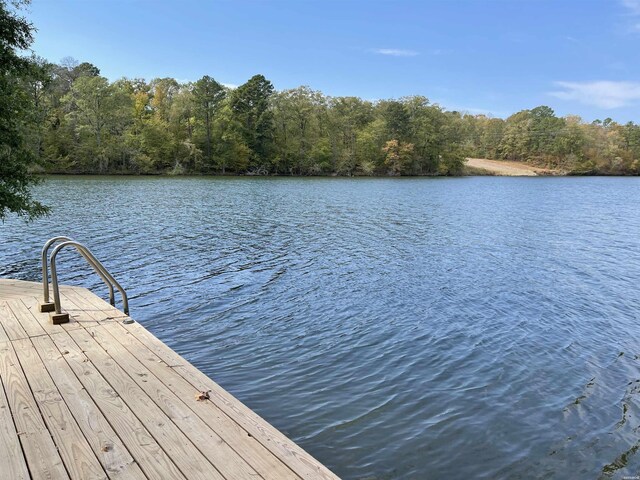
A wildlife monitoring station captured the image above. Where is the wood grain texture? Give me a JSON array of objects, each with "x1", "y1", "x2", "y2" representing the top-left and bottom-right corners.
[
  {"x1": 105, "y1": 321, "x2": 299, "y2": 480},
  {"x1": 11, "y1": 338, "x2": 107, "y2": 479},
  {"x1": 67, "y1": 327, "x2": 225, "y2": 480},
  {"x1": 0, "y1": 340, "x2": 69, "y2": 480},
  {"x1": 49, "y1": 331, "x2": 185, "y2": 480},
  {"x1": 19, "y1": 295, "x2": 83, "y2": 336},
  {"x1": 68, "y1": 286, "x2": 127, "y2": 321},
  {"x1": 31, "y1": 335, "x2": 147, "y2": 480},
  {"x1": 57, "y1": 289, "x2": 101, "y2": 327},
  {"x1": 89, "y1": 324, "x2": 262, "y2": 480},
  {"x1": 0, "y1": 302, "x2": 28, "y2": 340},
  {"x1": 0, "y1": 374, "x2": 30, "y2": 480},
  {"x1": 120, "y1": 322, "x2": 339, "y2": 480},
  {"x1": 0, "y1": 305, "x2": 10, "y2": 343},
  {"x1": 0, "y1": 279, "x2": 338, "y2": 480},
  {"x1": 5, "y1": 300, "x2": 47, "y2": 338}
]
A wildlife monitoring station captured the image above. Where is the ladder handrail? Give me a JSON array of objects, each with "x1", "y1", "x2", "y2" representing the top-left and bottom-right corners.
[
  {"x1": 48, "y1": 240, "x2": 130, "y2": 316},
  {"x1": 42, "y1": 236, "x2": 115, "y2": 306}
]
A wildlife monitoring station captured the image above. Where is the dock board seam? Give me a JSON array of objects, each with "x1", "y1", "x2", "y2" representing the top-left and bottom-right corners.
[
  {"x1": 49, "y1": 329, "x2": 184, "y2": 480},
  {"x1": 0, "y1": 279, "x2": 339, "y2": 480},
  {"x1": 0, "y1": 371, "x2": 31, "y2": 479},
  {"x1": 85, "y1": 325, "x2": 254, "y2": 480},
  {"x1": 28, "y1": 334, "x2": 145, "y2": 480}
]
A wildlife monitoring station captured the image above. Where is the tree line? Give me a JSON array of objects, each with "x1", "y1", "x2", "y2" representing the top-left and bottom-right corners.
[
  {"x1": 5, "y1": 2, "x2": 640, "y2": 221},
  {"x1": 20, "y1": 58, "x2": 464, "y2": 176},
  {"x1": 20, "y1": 58, "x2": 640, "y2": 177},
  {"x1": 465, "y1": 106, "x2": 640, "y2": 175}
]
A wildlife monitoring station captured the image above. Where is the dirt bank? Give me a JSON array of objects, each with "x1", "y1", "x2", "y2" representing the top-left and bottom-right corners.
[{"x1": 465, "y1": 158, "x2": 557, "y2": 176}]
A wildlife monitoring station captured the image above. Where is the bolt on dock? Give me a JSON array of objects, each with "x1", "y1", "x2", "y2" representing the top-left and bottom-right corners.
[{"x1": 0, "y1": 279, "x2": 338, "y2": 480}]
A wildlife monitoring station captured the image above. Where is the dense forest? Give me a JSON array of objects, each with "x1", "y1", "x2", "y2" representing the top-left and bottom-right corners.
[{"x1": 16, "y1": 57, "x2": 640, "y2": 177}]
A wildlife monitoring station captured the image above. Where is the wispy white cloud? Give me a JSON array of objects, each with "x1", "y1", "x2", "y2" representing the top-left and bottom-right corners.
[
  {"x1": 619, "y1": 0, "x2": 640, "y2": 33},
  {"x1": 621, "y1": 0, "x2": 640, "y2": 14},
  {"x1": 549, "y1": 80, "x2": 640, "y2": 108},
  {"x1": 222, "y1": 83, "x2": 238, "y2": 89},
  {"x1": 371, "y1": 48, "x2": 419, "y2": 57}
]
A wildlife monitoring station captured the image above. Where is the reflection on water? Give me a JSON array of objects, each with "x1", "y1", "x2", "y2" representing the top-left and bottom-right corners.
[{"x1": 2, "y1": 175, "x2": 640, "y2": 479}]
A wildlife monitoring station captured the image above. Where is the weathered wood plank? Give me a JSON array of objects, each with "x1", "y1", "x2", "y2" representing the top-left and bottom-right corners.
[
  {"x1": 60, "y1": 288, "x2": 119, "y2": 324},
  {"x1": 0, "y1": 302, "x2": 29, "y2": 340},
  {"x1": 49, "y1": 331, "x2": 186, "y2": 480},
  {"x1": 0, "y1": 281, "x2": 42, "y2": 299},
  {"x1": 120, "y1": 322, "x2": 338, "y2": 480},
  {"x1": 62, "y1": 288, "x2": 103, "y2": 314},
  {"x1": 12, "y1": 337, "x2": 107, "y2": 479},
  {"x1": 5, "y1": 299, "x2": 47, "y2": 338},
  {"x1": 0, "y1": 280, "x2": 337, "y2": 480},
  {"x1": 0, "y1": 340, "x2": 69, "y2": 480},
  {"x1": 58, "y1": 289, "x2": 101, "y2": 327},
  {"x1": 68, "y1": 286, "x2": 126, "y2": 321},
  {"x1": 31, "y1": 335, "x2": 147, "y2": 480},
  {"x1": 171, "y1": 363, "x2": 338, "y2": 480},
  {"x1": 118, "y1": 322, "x2": 187, "y2": 367},
  {"x1": 0, "y1": 279, "x2": 42, "y2": 292},
  {"x1": 0, "y1": 303, "x2": 10, "y2": 343},
  {"x1": 0, "y1": 375, "x2": 30, "y2": 480},
  {"x1": 19, "y1": 295, "x2": 83, "y2": 335},
  {"x1": 67, "y1": 327, "x2": 226, "y2": 480},
  {"x1": 89, "y1": 324, "x2": 263, "y2": 480},
  {"x1": 105, "y1": 321, "x2": 299, "y2": 480},
  {"x1": 0, "y1": 293, "x2": 32, "y2": 300}
]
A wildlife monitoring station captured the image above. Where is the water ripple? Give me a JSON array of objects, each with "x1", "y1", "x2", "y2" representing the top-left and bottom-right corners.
[{"x1": 2, "y1": 176, "x2": 640, "y2": 479}]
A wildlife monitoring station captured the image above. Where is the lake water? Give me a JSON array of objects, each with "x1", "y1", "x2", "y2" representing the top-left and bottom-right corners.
[{"x1": 2, "y1": 175, "x2": 640, "y2": 479}]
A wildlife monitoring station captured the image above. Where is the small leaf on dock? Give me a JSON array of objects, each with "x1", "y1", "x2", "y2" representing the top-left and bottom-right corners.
[{"x1": 195, "y1": 390, "x2": 211, "y2": 401}]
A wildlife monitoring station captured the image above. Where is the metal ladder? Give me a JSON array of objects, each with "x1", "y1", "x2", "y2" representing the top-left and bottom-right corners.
[{"x1": 40, "y1": 237, "x2": 133, "y2": 324}]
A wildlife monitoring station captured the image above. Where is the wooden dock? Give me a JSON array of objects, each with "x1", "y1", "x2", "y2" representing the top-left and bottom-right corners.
[{"x1": 0, "y1": 279, "x2": 338, "y2": 480}]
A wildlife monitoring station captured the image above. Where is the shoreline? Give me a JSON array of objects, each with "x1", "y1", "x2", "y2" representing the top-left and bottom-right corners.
[{"x1": 31, "y1": 159, "x2": 640, "y2": 178}]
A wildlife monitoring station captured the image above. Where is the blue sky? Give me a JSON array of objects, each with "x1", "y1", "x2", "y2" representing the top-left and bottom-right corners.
[{"x1": 26, "y1": 0, "x2": 640, "y2": 122}]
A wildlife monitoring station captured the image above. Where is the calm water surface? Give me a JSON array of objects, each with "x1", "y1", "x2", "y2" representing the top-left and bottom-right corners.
[{"x1": 2, "y1": 176, "x2": 640, "y2": 479}]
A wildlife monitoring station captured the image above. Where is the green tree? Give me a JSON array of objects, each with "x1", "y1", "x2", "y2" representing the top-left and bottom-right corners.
[
  {"x1": 474, "y1": 116, "x2": 505, "y2": 159},
  {"x1": 231, "y1": 74, "x2": 275, "y2": 172},
  {"x1": 380, "y1": 100, "x2": 410, "y2": 141},
  {"x1": 438, "y1": 112, "x2": 468, "y2": 175},
  {"x1": 402, "y1": 96, "x2": 445, "y2": 174},
  {"x1": 499, "y1": 110, "x2": 532, "y2": 160},
  {"x1": 21, "y1": 55, "x2": 52, "y2": 160},
  {"x1": 149, "y1": 77, "x2": 179, "y2": 122},
  {"x1": 192, "y1": 75, "x2": 225, "y2": 167},
  {"x1": 528, "y1": 106, "x2": 564, "y2": 159},
  {"x1": 212, "y1": 102, "x2": 250, "y2": 173},
  {"x1": 272, "y1": 86, "x2": 327, "y2": 174},
  {"x1": 168, "y1": 85, "x2": 200, "y2": 171},
  {"x1": 0, "y1": 0, "x2": 48, "y2": 220},
  {"x1": 356, "y1": 118, "x2": 386, "y2": 175},
  {"x1": 327, "y1": 96, "x2": 374, "y2": 175},
  {"x1": 62, "y1": 75, "x2": 132, "y2": 172}
]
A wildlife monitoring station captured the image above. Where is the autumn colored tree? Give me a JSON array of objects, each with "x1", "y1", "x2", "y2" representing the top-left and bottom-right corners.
[
  {"x1": 382, "y1": 139, "x2": 414, "y2": 175},
  {"x1": 2, "y1": 41, "x2": 638, "y2": 178}
]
